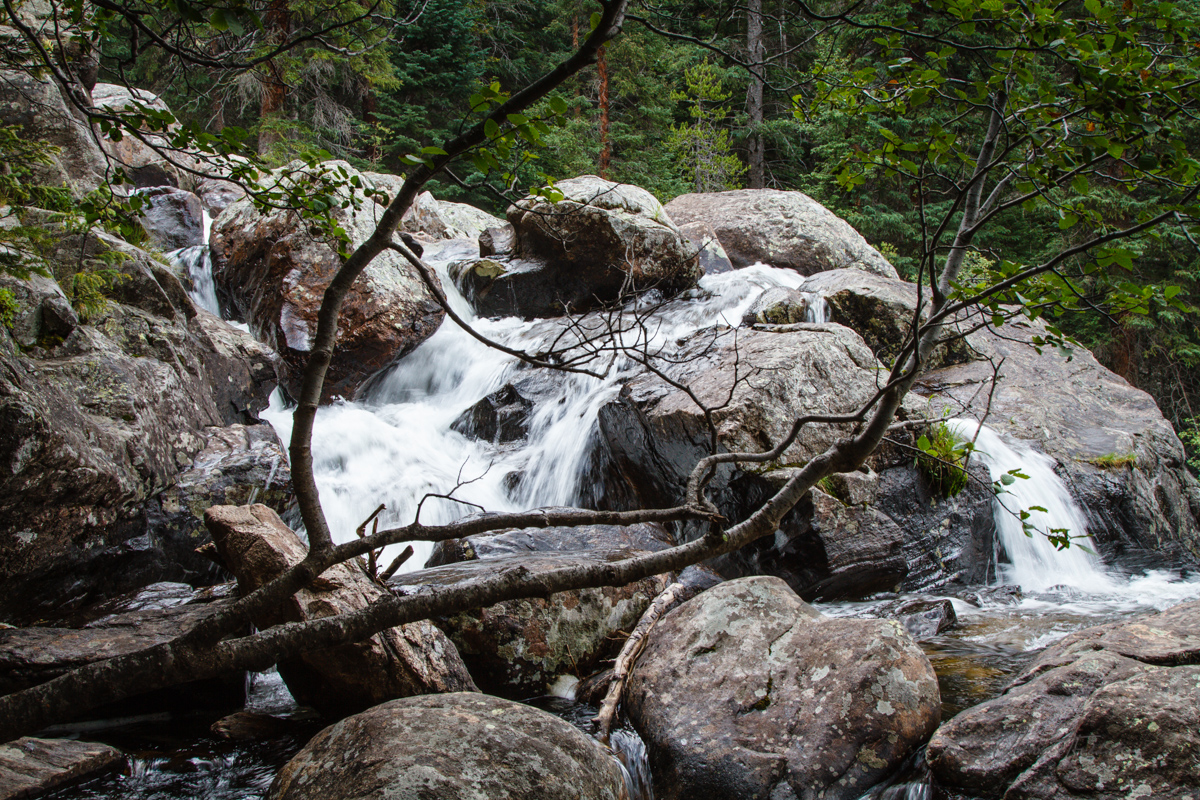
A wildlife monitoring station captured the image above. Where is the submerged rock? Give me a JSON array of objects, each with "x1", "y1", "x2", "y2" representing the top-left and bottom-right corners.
[
  {"x1": 205, "y1": 504, "x2": 476, "y2": 717},
  {"x1": 928, "y1": 598, "x2": 1200, "y2": 798},
  {"x1": 268, "y1": 693, "x2": 629, "y2": 800},
  {"x1": 664, "y1": 190, "x2": 899, "y2": 279},
  {"x1": 451, "y1": 176, "x2": 701, "y2": 318},
  {"x1": 210, "y1": 160, "x2": 445, "y2": 401},
  {"x1": 625, "y1": 576, "x2": 940, "y2": 800}
]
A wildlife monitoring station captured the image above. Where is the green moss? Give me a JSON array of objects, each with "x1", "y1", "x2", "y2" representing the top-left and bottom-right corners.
[{"x1": 1087, "y1": 452, "x2": 1137, "y2": 469}]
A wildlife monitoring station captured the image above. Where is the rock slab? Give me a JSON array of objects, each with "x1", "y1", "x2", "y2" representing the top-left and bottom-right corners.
[
  {"x1": 0, "y1": 738, "x2": 122, "y2": 800},
  {"x1": 625, "y1": 576, "x2": 940, "y2": 800},
  {"x1": 268, "y1": 693, "x2": 629, "y2": 800}
]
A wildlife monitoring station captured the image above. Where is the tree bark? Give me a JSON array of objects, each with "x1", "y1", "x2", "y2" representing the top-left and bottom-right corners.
[
  {"x1": 745, "y1": 0, "x2": 765, "y2": 188},
  {"x1": 598, "y1": 43, "x2": 611, "y2": 178},
  {"x1": 258, "y1": 0, "x2": 290, "y2": 155}
]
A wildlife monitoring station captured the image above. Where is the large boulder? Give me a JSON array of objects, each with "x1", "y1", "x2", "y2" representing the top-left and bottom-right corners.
[
  {"x1": 0, "y1": 69, "x2": 107, "y2": 196},
  {"x1": 394, "y1": 523, "x2": 675, "y2": 698},
  {"x1": 450, "y1": 176, "x2": 701, "y2": 318},
  {"x1": 210, "y1": 160, "x2": 445, "y2": 401},
  {"x1": 625, "y1": 576, "x2": 940, "y2": 800},
  {"x1": 91, "y1": 83, "x2": 195, "y2": 190},
  {"x1": 0, "y1": 231, "x2": 278, "y2": 621},
  {"x1": 928, "y1": 598, "x2": 1200, "y2": 799},
  {"x1": 205, "y1": 504, "x2": 477, "y2": 717},
  {"x1": 664, "y1": 190, "x2": 899, "y2": 279},
  {"x1": 399, "y1": 189, "x2": 503, "y2": 239},
  {"x1": 917, "y1": 318, "x2": 1200, "y2": 562},
  {"x1": 268, "y1": 693, "x2": 630, "y2": 800}
]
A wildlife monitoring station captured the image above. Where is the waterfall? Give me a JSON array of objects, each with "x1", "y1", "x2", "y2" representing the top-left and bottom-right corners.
[
  {"x1": 167, "y1": 245, "x2": 221, "y2": 315},
  {"x1": 262, "y1": 259, "x2": 806, "y2": 572},
  {"x1": 948, "y1": 420, "x2": 1106, "y2": 592},
  {"x1": 800, "y1": 291, "x2": 830, "y2": 324}
]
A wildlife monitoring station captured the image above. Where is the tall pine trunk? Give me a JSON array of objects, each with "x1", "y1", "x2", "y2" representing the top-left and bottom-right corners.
[
  {"x1": 746, "y1": 0, "x2": 765, "y2": 188},
  {"x1": 258, "y1": 0, "x2": 291, "y2": 155},
  {"x1": 598, "y1": 44, "x2": 611, "y2": 178}
]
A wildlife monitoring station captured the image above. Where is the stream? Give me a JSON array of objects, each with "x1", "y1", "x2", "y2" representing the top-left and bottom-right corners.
[{"x1": 46, "y1": 235, "x2": 1200, "y2": 800}]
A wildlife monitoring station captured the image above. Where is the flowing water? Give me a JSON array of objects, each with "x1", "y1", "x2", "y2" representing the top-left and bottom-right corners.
[{"x1": 58, "y1": 224, "x2": 1200, "y2": 800}]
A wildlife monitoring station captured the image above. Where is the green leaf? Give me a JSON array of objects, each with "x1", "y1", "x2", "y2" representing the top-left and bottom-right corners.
[
  {"x1": 420, "y1": 146, "x2": 448, "y2": 156},
  {"x1": 484, "y1": 119, "x2": 500, "y2": 140}
]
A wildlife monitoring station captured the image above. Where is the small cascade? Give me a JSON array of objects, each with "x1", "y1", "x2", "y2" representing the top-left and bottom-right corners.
[
  {"x1": 948, "y1": 420, "x2": 1105, "y2": 592},
  {"x1": 800, "y1": 291, "x2": 830, "y2": 323},
  {"x1": 167, "y1": 244, "x2": 221, "y2": 315}
]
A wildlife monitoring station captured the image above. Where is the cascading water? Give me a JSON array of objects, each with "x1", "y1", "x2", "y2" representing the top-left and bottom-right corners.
[
  {"x1": 948, "y1": 420, "x2": 1103, "y2": 592},
  {"x1": 166, "y1": 210, "x2": 220, "y2": 315},
  {"x1": 263, "y1": 254, "x2": 807, "y2": 569}
]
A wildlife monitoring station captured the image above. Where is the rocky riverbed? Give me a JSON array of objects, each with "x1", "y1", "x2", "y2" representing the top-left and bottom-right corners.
[{"x1": 3, "y1": 76, "x2": 1200, "y2": 800}]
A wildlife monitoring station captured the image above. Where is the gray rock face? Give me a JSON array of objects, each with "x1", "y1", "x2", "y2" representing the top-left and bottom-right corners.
[
  {"x1": 136, "y1": 186, "x2": 204, "y2": 250},
  {"x1": 210, "y1": 160, "x2": 445, "y2": 401},
  {"x1": 0, "y1": 738, "x2": 122, "y2": 800},
  {"x1": 91, "y1": 83, "x2": 193, "y2": 190},
  {"x1": 205, "y1": 504, "x2": 477, "y2": 717},
  {"x1": 0, "y1": 233, "x2": 278, "y2": 621},
  {"x1": 625, "y1": 576, "x2": 940, "y2": 800},
  {"x1": 677, "y1": 220, "x2": 734, "y2": 274},
  {"x1": 451, "y1": 176, "x2": 701, "y2": 318},
  {"x1": 268, "y1": 693, "x2": 630, "y2": 800},
  {"x1": 740, "y1": 286, "x2": 813, "y2": 325},
  {"x1": 664, "y1": 190, "x2": 899, "y2": 279},
  {"x1": 147, "y1": 423, "x2": 294, "y2": 585},
  {"x1": 928, "y1": 598, "x2": 1200, "y2": 799},
  {"x1": 194, "y1": 178, "x2": 245, "y2": 217},
  {"x1": 0, "y1": 70, "x2": 107, "y2": 197},
  {"x1": 917, "y1": 318, "x2": 1200, "y2": 562},
  {"x1": 395, "y1": 526, "x2": 674, "y2": 698}
]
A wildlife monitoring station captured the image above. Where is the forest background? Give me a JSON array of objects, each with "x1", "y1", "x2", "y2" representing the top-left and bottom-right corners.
[{"x1": 25, "y1": 0, "x2": 1200, "y2": 468}]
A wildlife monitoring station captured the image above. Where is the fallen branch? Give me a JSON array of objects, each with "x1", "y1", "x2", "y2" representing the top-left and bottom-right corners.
[{"x1": 595, "y1": 580, "x2": 685, "y2": 743}]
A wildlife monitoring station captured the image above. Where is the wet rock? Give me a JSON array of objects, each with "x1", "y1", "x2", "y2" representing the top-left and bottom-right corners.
[
  {"x1": 740, "y1": 286, "x2": 813, "y2": 325},
  {"x1": 894, "y1": 598, "x2": 957, "y2": 640},
  {"x1": 206, "y1": 504, "x2": 477, "y2": 717},
  {"x1": 0, "y1": 233, "x2": 278, "y2": 621},
  {"x1": 211, "y1": 711, "x2": 307, "y2": 742},
  {"x1": 876, "y1": 462, "x2": 998, "y2": 592},
  {"x1": 451, "y1": 176, "x2": 701, "y2": 319},
  {"x1": 0, "y1": 583, "x2": 245, "y2": 714},
  {"x1": 928, "y1": 598, "x2": 1200, "y2": 799},
  {"x1": 917, "y1": 318, "x2": 1200, "y2": 562},
  {"x1": 479, "y1": 223, "x2": 516, "y2": 256},
  {"x1": 450, "y1": 382, "x2": 536, "y2": 443},
  {"x1": 147, "y1": 423, "x2": 294, "y2": 586},
  {"x1": 0, "y1": 738, "x2": 122, "y2": 800},
  {"x1": 0, "y1": 70, "x2": 107, "y2": 197},
  {"x1": 136, "y1": 186, "x2": 204, "y2": 250},
  {"x1": 677, "y1": 220, "x2": 733, "y2": 274},
  {"x1": 664, "y1": 190, "x2": 899, "y2": 279},
  {"x1": 194, "y1": 177, "x2": 246, "y2": 217},
  {"x1": 268, "y1": 693, "x2": 629, "y2": 800},
  {"x1": 625, "y1": 576, "x2": 940, "y2": 800},
  {"x1": 211, "y1": 160, "x2": 445, "y2": 401},
  {"x1": 395, "y1": 531, "x2": 674, "y2": 697}
]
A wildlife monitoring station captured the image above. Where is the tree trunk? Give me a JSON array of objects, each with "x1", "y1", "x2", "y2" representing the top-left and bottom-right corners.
[
  {"x1": 745, "y1": 0, "x2": 765, "y2": 188},
  {"x1": 258, "y1": 0, "x2": 291, "y2": 155},
  {"x1": 598, "y1": 44, "x2": 611, "y2": 178}
]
